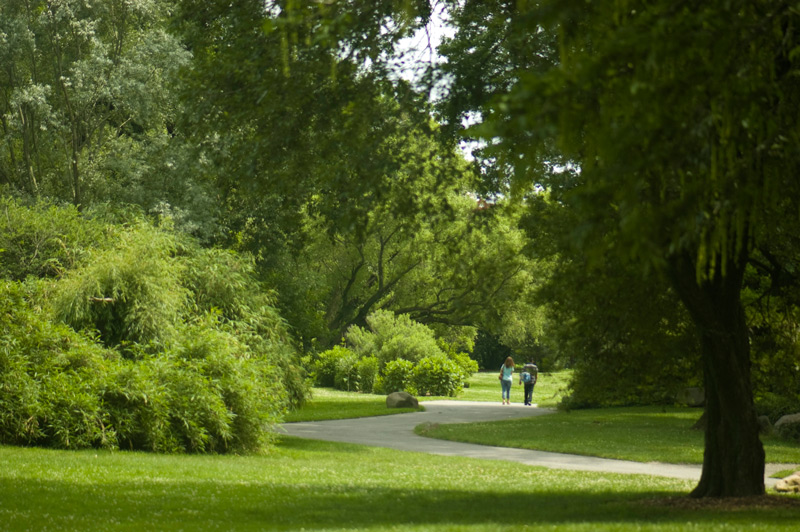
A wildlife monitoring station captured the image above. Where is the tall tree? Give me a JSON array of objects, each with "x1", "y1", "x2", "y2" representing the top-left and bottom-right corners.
[
  {"x1": 175, "y1": 0, "x2": 543, "y2": 352},
  {"x1": 446, "y1": 1, "x2": 800, "y2": 497},
  {"x1": 176, "y1": 0, "x2": 436, "y2": 241},
  {"x1": 521, "y1": 193, "x2": 700, "y2": 406},
  {"x1": 260, "y1": 151, "x2": 537, "y2": 351},
  {"x1": 0, "y1": 0, "x2": 190, "y2": 209}
]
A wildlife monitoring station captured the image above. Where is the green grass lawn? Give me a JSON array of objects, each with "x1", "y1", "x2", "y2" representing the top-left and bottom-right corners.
[
  {"x1": 452, "y1": 370, "x2": 571, "y2": 408},
  {"x1": 284, "y1": 387, "x2": 421, "y2": 422},
  {"x1": 417, "y1": 406, "x2": 800, "y2": 465},
  {"x1": 4, "y1": 371, "x2": 800, "y2": 530},
  {"x1": 286, "y1": 371, "x2": 570, "y2": 422},
  {"x1": 2, "y1": 439, "x2": 799, "y2": 531}
]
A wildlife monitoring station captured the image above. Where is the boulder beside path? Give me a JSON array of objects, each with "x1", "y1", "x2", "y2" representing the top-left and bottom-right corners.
[
  {"x1": 775, "y1": 471, "x2": 800, "y2": 493},
  {"x1": 386, "y1": 391, "x2": 419, "y2": 409}
]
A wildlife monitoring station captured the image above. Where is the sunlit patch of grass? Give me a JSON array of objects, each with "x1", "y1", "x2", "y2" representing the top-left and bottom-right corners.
[
  {"x1": 287, "y1": 371, "x2": 571, "y2": 422},
  {"x1": 2, "y1": 441, "x2": 799, "y2": 531},
  {"x1": 772, "y1": 468, "x2": 800, "y2": 479},
  {"x1": 437, "y1": 370, "x2": 571, "y2": 408},
  {"x1": 284, "y1": 387, "x2": 421, "y2": 422},
  {"x1": 418, "y1": 406, "x2": 800, "y2": 465}
]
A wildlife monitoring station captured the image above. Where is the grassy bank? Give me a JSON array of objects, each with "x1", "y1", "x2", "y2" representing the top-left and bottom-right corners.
[
  {"x1": 2, "y1": 440, "x2": 799, "y2": 531},
  {"x1": 417, "y1": 406, "x2": 800, "y2": 465}
]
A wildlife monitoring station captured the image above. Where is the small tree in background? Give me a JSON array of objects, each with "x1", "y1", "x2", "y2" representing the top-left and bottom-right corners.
[{"x1": 347, "y1": 310, "x2": 443, "y2": 369}]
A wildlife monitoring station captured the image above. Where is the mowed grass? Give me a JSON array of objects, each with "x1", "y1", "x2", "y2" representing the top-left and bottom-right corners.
[
  {"x1": 418, "y1": 406, "x2": 800, "y2": 465},
  {"x1": 453, "y1": 370, "x2": 571, "y2": 408},
  {"x1": 284, "y1": 387, "x2": 421, "y2": 422},
  {"x1": 2, "y1": 439, "x2": 800, "y2": 532},
  {"x1": 4, "y1": 370, "x2": 800, "y2": 530},
  {"x1": 286, "y1": 371, "x2": 570, "y2": 422}
]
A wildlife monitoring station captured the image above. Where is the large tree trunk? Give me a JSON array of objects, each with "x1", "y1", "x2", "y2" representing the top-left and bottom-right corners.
[{"x1": 668, "y1": 250, "x2": 765, "y2": 498}]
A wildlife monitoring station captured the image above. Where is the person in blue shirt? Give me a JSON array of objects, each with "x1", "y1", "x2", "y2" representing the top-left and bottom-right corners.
[
  {"x1": 499, "y1": 356, "x2": 515, "y2": 405},
  {"x1": 519, "y1": 360, "x2": 539, "y2": 406}
]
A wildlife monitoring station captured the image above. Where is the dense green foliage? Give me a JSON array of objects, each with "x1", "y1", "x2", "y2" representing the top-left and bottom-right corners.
[
  {"x1": 0, "y1": 197, "x2": 111, "y2": 279},
  {"x1": 1, "y1": 279, "x2": 286, "y2": 452},
  {"x1": 0, "y1": 0, "x2": 192, "y2": 209},
  {"x1": 435, "y1": 0, "x2": 800, "y2": 496},
  {"x1": 521, "y1": 194, "x2": 701, "y2": 408},
  {"x1": 0, "y1": 199, "x2": 305, "y2": 452},
  {"x1": 311, "y1": 310, "x2": 477, "y2": 397}
]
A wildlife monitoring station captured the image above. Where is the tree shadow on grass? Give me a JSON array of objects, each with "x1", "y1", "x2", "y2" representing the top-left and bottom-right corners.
[
  {"x1": 277, "y1": 434, "x2": 373, "y2": 453},
  {"x1": 3, "y1": 439, "x2": 799, "y2": 531},
  {"x1": 4, "y1": 477, "x2": 800, "y2": 531}
]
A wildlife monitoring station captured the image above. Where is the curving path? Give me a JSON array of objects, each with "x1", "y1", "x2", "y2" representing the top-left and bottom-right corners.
[{"x1": 280, "y1": 400, "x2": 786, "y2": 486}]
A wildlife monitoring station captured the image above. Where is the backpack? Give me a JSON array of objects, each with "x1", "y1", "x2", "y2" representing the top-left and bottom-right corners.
[{"x1": 521, "y1": 371, "x2": 532, "y2": 383}]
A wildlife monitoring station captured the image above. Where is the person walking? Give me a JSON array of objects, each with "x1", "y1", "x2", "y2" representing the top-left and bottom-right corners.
[
  {"x1": 519, "y1": 360, "x2": 539, "y2": 406},
  {"x1": 499, "y1": 357, "x2": 515, "y2": 405}
]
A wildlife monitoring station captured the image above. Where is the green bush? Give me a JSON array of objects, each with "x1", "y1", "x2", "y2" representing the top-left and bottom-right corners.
[
  {"x1": 341, "y1": 311, "x2": 474, "y2": 396},
  {"x1": 0, "y1": 200, "x2": 307, "y2": 453},
  {"x1": 356, "y1": 356, "x2": 379, "y2": 393},
  {"x1": 183, "y1": 246, "x2": 308, "y2": 409},
  {"x1": 382, "y1": 359, "x2": 414, "y2": 394},
  {"x1": 334, "y1": 349, "x2": 360, "y2": 392},
  {"x1": 411, "y1": 356, "x2": 463, "y2": 397},
  {"x1": 38, "y1": 369, "x2": 113, "y2": 450},
  {"x1": 102, "y1": 359, "x2": 175, "y2": 452},
  {"x1": 0, "y1": 280, "x2": 117, "y2": 449},
  {"x1": 206, "y1": 354, "x2": 284, "y2": 453},
  {"x1": 53, "y1": 222, "x2": 187, "y2": 349},
  {"x1": 562, "y1": 342, "x2": 698, "y2": 409},
  {"x1": 1, "y1": 280, "x2": 288, "y2": 453},
  {"x1": 0, "y1": 197, "x2": 109, "y2": 280},
  {"x1": 450, "y1": 351, "x2": 479, "y2": 380},
  {"x1": 334, "y1": 350, "x2": 360, "y2": 392},
  {"x1": 347, "y1": 310, "x2": 444, "y2": 369},
  {"x1": 101, "y1": 313, "x2": 288, "y2": 454},
  {"x1": 313, "y1": 346, "x2": 351, "y2": 388},
  {"x1": 373, "y1": 374, "x2": 386, "y2": 395}
]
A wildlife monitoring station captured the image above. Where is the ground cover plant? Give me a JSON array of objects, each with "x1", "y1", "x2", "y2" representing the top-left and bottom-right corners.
[
  {"x1": 417, "y1": 406, "x2": 800, "y2": 466},
  {"x1": 2, "y1": 440, "x2": 800, "y2": 532}
]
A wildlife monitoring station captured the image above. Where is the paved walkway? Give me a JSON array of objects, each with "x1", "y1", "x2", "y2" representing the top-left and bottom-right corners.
[{"x1": 280, "y1": 400, "x2": 788, "y2": 487}]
